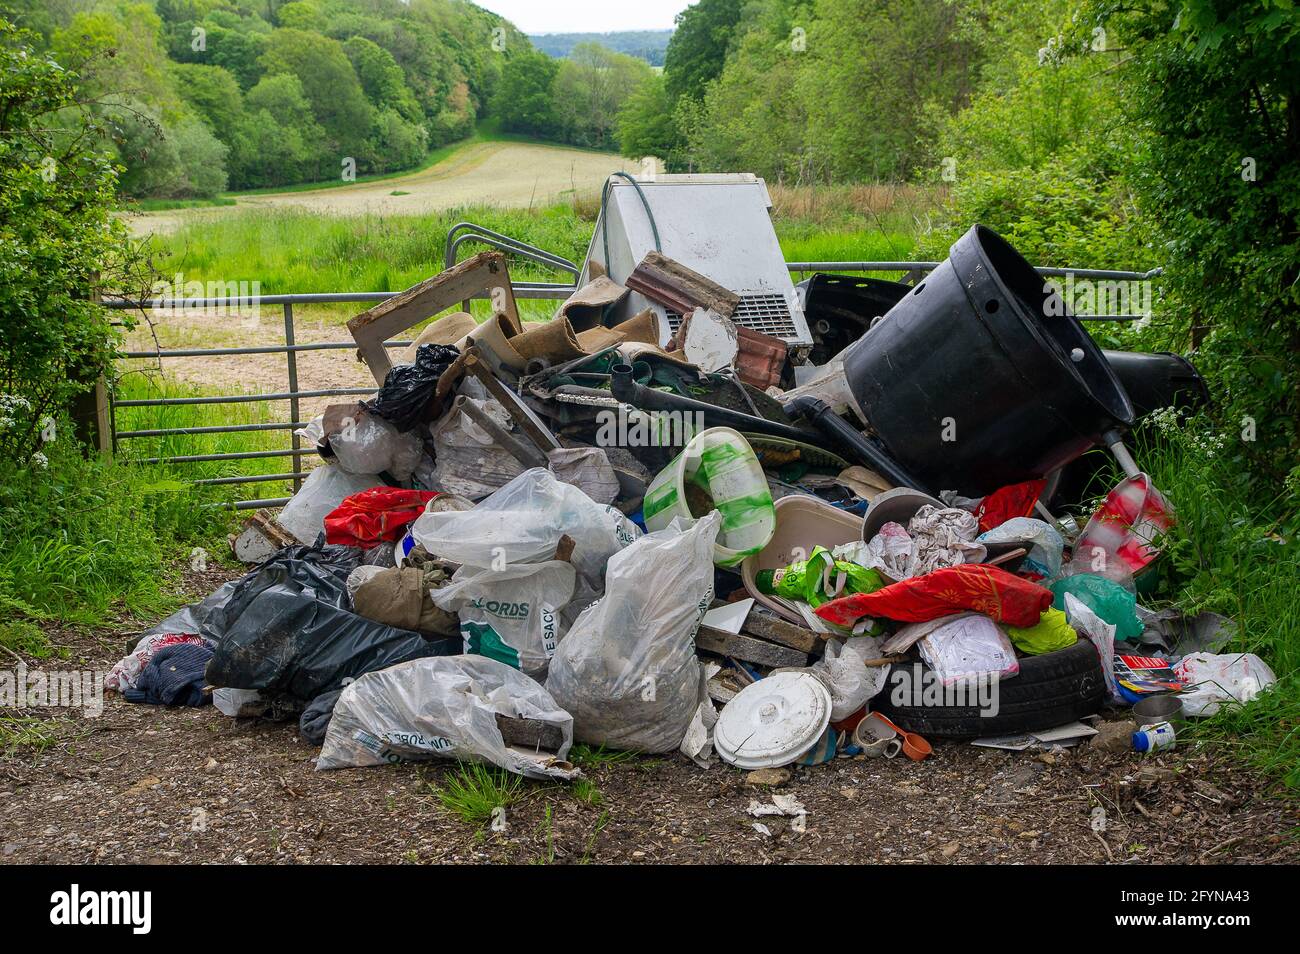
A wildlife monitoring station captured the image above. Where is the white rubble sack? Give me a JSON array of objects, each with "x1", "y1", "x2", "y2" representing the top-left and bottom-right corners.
[
  {"x1": 317, "y1": 655, "x2": 579, "y2": 780},
  {"x1": 430, "y1": 560, "x2": 577, "y2": 680},
  {"x1": 546, "y1": 512, "x2": 721, "y2": 754}
]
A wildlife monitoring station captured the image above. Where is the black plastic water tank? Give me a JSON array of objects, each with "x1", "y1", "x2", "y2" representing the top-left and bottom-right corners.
[{"x1": 841, "y1": 225, "x2": 1135, "y2": 497}]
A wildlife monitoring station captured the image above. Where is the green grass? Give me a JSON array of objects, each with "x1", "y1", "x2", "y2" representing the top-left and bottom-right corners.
[
  {"x1": 225, "y1": 132, "x2": 488, "y2": 197},
  {"x1": 219, "y1": 124, "x2": 619, "y2": 200},
  {"x1": 0, "y1": 376, "x2": 270, "y2": 638},
  {"x1": 127, "y1": 196, "x2": 238, "y2": 212},
  {"x1": 0, "y1": 619, "x2": 55, "y2": 659},
  {"x1": 1127, "y1": 418, "x2": 1300, "y2": 790},
  {"x1": 430, "y1": 761, "x2": 526, "y2": 827},
  {"x1": 0, "y1": 716, "x2": 60, "y2": 757},
  {"x1": 111, "y1": 372, "x2": 296, "y2": 496},
  {"x1": 149, "y1": 204, "x2": 591, "y2": 304},
  {"x1": 148, "y1": 201, "x2": 920, "y2": 307},
  {"x1": 569, "y1": 743, "x2": 637, "y2": 768}
]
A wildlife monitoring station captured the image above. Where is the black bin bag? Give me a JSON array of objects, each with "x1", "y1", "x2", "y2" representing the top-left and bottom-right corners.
[{"x1": 204, "y1": 544, "x2": 458, "y2": 701}]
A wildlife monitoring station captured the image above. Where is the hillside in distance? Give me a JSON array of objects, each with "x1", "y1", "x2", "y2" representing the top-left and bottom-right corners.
[{"x1": 529, "y1": 30, "x2": 674, "y2": 66}]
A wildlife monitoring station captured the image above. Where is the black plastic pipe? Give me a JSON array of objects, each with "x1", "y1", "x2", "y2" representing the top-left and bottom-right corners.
[
  {"x1": 787, "y1": 396, "x2": 929, "y2": 493},
  {"x1": 608, "y1": 364, "x2": 822, "y2": 443}
]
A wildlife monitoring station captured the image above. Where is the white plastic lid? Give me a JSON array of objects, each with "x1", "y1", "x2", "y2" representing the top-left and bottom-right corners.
[{"x1": 714, "y1": 671, "x2": 833, "y2": 769}]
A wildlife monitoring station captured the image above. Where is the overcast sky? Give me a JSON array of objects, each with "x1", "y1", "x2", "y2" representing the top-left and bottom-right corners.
[{"x1": 475, "y1": 1, "x2": 691, "y2": 34}]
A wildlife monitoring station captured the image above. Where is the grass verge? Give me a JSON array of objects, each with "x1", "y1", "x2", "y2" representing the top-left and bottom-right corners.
[{"x1": 1132, "y1": 416, "x2": 1300, "y2": 791}]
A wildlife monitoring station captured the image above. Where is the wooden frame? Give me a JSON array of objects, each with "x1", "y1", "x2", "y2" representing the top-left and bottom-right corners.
[{"x1": 347, "y1": 250, "x2": 518, "y2": 383}]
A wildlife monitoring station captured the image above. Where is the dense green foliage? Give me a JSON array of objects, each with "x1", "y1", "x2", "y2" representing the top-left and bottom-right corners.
[
  {"x1": 1, "y1": 0, "x2": 527, "y2": 195},
  {"x1": 1103, "y1": 0, "x2": 1300, "y2": 495},
  {"x1": 0, "y1": 18, "x2": 145, "y2": 463}
]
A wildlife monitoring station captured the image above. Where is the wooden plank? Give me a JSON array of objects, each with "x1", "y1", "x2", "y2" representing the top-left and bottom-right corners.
[
  {"x1": 695, "y1": 626, "x2": 809, "y2": 669},
  {"x1": 347, "y1": 251, "x2": 517, "y2": 382},
  {"x1": 741, "y1": 609, "x2": 821, "y2": 654}
]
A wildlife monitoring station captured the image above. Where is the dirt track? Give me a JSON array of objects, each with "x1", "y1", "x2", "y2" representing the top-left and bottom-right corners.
[
  {"x1": 2, "y1": 566, "x2": 1296, "y2": 866},
  {"x1": 129, "y1": 140, "x2": 627, "y2": 237}
]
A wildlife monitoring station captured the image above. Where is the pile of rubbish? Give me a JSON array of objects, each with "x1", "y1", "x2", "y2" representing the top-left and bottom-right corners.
[{"x1": 109, "y1": 219, "x2": 1276, "y2": 781}]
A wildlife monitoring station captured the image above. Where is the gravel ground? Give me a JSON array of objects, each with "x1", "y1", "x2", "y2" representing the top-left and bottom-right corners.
[{"x1": 3, "y1": 568, "x2": 1297, "y2": 866}]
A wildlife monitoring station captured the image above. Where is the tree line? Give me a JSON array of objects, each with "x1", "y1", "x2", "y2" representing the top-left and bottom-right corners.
[{"x1": 2, "y1": 0, "x2": 526, "y2": 196}]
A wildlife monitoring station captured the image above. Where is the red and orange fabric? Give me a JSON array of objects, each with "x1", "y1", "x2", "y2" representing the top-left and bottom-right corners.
[
  {"x1": 324, "y1": 488, "x2": 438, "y2": 549},
  {"x1": 814, "y1": 563, "x2": 1052, "y2": 628},
  {"x1": 976, "y1": 479, "x2": 1046, "y2": 533}
]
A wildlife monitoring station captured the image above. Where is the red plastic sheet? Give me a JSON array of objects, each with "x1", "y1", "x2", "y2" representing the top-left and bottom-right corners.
[
  {"x1": 814, "y1": 563, "x2": 1053, "y2": 628},
  {"x1": 324, "y1": 488, "x2": 438, "y2": 549},
  {"x1": 976, "y1": 479, "x2": 1046, "y2": 533}
]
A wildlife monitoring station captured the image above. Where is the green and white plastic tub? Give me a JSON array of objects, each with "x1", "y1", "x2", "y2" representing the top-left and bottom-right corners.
[{"x1": 643, "y1": 427, "x2": 776, "y2": 567}]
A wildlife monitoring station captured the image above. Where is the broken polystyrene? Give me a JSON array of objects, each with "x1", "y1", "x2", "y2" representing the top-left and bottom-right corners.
[{"x1": 317, "y1": 655, "x2": 579, "y2": 780}]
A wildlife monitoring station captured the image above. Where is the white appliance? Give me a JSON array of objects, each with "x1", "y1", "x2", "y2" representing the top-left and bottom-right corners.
[{"x1": 581, "y1": 173, "x2": 812, "y2": 355}]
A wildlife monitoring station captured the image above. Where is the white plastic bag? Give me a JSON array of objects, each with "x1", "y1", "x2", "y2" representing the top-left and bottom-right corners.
[
  {"x1": 918, "y1": 615, "x2": 1020, "y2": 685},
  {"x1": 328, "y1": 412, "x2": 423, "y2": 482},
  {"x1": 317, "y1": 655, "x2": 579, "y2": 780},
  {"x1": 978, "y1": 517, "x2": 1065, "y2": 578},
  {"x1": 1064, "y1": 592, "x2": 1123, "y2": 704},
  {"x1": 810, "y1": 635, "x2": 889, "y2": 721},
  {"x1": 1173, "y1": 652, "x2": 1277, "y2": 717},
  {"x1": 546, "y1": 512, "x2": 720, "y2": 753},
  {"x1": 276, "y1": 465, "x2": 379, "y2": 544},
  {"x1": 411, "y1": 468, "x2": 639, "y2": 589},
  {"x1": 214, "y1": 687, "x2": 267, "y2": 718},
  {"x1": 430, "y1": 560, "x2": 576, "y2": 679}
]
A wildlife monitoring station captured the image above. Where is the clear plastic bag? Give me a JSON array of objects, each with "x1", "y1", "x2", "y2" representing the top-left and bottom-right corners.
[
  {"x1": 545, "y1": 512, "x2": 720, "y2": 753},
  {"x1": 810, "y1": 635, "x2": 888, "y2": 721},
  {"x1": 410, "y1": 467, "x2": 639, "y2": 590},
  {"x1": 317, "y1": 655, "x2": 579, "y2": 780},
  {"x1": 1063, "y1": 592, "x2": 1123, "y2": 703},
  {"x1": 977, "y1": 516, "x2": 1065, "y2": 578},
  {"x1": 1174, "y1": 652, "x2": 1277, "y2": 717},
  {"x1": 277, "y1": 465, "x2": 380, "y2": 545},
  {"x1": 327, "y1": 411, "x2": 423, "y2": 482},
  {"x1": 430, "y1": 560, "x2": 577, "y2": 679}
]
